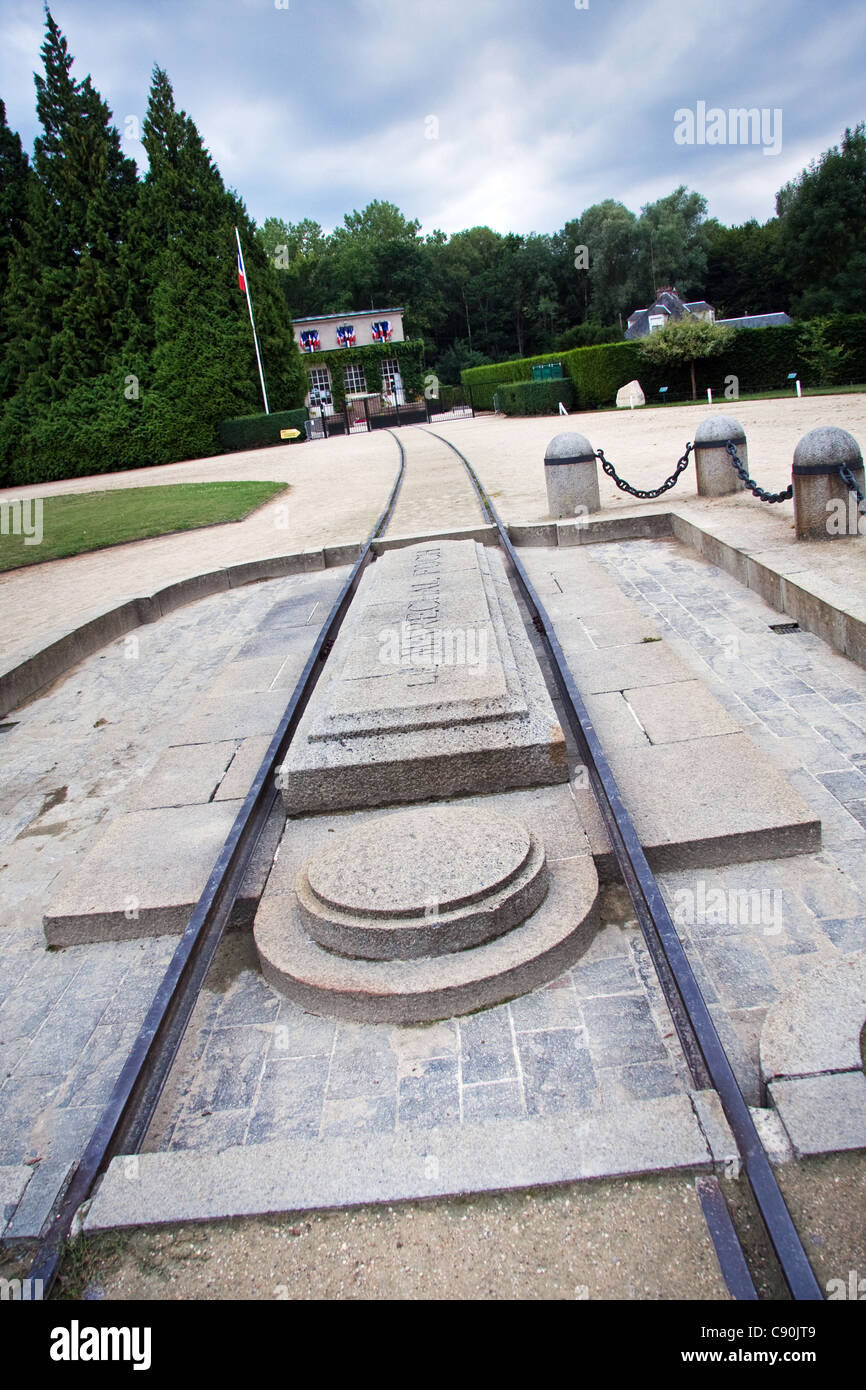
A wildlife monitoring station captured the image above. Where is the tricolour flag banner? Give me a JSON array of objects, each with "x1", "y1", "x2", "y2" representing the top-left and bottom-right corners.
[{"x1": 237, "y1": 245, "x2": 246, "y2": 294}]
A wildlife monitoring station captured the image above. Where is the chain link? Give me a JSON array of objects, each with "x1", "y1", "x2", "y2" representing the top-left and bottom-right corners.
[
  {"x1": 724, "y1": 441, "x2": 793, "y2": 504},
  {"x1": 594, "y1": 442, "x2": 694, "y2": 500},
  {"x1": 839, "y1": 460, "x2": 866, "y2": 507}
]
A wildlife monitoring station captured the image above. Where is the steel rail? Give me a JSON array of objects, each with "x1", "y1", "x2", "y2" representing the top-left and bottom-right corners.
[
  {"x1": 29, "y1": 437, "x2": 407, "y2": 1296},
  {"x1": 422, "y1": 426, "x2": 821, "y2": 1301}
]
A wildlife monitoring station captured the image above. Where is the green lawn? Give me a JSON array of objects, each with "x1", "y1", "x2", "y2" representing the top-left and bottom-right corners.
[{"x1": 0, "y1": 480, "x2": 288, "y2": 572}]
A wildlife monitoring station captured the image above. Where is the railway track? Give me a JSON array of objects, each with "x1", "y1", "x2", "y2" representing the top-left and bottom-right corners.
[{"x1": 28, "y1": 425, "x2": 821, "y2": 1300}]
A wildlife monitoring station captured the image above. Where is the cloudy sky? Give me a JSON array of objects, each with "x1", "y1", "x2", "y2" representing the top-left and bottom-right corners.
[{"x1": 1, "y1": 0, "x2": 864, "y2": 237}]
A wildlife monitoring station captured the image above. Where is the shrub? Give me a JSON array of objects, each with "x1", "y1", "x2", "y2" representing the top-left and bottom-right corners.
[
  {"x1": 497, "y1": 379, "x2": 576, "y2": 415},
  {"x1": 463, "y1": 314, "x2": 866, "y2": 412},
  {"x1": 220, "y1": 408, "x2": 309, "y2": 452}
]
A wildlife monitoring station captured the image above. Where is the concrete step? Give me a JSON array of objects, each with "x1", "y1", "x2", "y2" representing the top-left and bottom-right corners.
[{"x1": 83, "y1": 1090, "x2": 734, "y2": 1233}]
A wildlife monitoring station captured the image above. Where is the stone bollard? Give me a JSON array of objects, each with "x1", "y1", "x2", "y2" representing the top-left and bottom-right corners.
[
  {"x1": 693, "y1": 415, "x2": 748, "y2": 497},
  {"x1": 544, "y1": 432, "x2": 600, "y2": 519},
  {"x1": 793, "y1": 426, "x2": 865, "y2": 540}
]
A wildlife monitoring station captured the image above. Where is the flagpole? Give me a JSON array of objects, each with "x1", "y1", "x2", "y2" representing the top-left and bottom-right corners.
[{"x1": 235, "y1": 225, "x2": 270, "y2": 415}]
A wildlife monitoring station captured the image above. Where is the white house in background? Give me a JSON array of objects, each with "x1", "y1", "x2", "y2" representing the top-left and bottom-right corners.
[
  {"x1": 625, "y1": 287, "x2": 792, "y2": 340},
  {"x1": 292, "y1": 307, "x2": 405, "y2": 353},
  {"x1": 625, "y1": 288, "x2": 715, "y2": 339},
  {"x1": 293, "y1": 308, "x2": 408, "y2": 416}
]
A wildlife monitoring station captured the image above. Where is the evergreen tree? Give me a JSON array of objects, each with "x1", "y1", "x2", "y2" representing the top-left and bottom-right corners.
[
  {"x1": 0, "y1": 100, "x2": 32, "y2": 402},
  {"x1": 777, "y1": 124, "x2": 866, "y2": 316},
  {"x1": 128, "y1": 66, "x2": 305, "y2": 462},
  {"x1": 0, "y1": 8, "x2": 138, "y2": 481}
]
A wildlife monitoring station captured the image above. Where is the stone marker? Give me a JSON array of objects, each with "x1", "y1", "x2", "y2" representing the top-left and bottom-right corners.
[
  {"x1": 543, "y1": 432, "x2": 600, "y2": 519},
  {"x1": 255, "y1": 802, "x2": 599, "y2": 1024},
  {"x1": 295, "y1": 805, "x2": 549, "y2": 959},
  {"x1": 278, "y1": 540, "x2": 568, "y2": 812},
  {"x1": 616, "y1": 379, "x2": 645, "y2": 409},
  {"x1": 792, "y1": 425, "x2": 865, "y2": 540},
  {"x1": 693, "y1": 415, "x2": 747, "y2": 497}
]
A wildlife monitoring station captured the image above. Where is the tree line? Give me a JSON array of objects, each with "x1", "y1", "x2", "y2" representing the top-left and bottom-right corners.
[
  {"x1": 0, "y1": 8, "x2": 863, "y2": 487},
  {"x1": 258, "y1": 124, "x2": 866, "y2": 382},
  {"x1": 0, "y1": 10, "x2": 304, "y2": 485}
]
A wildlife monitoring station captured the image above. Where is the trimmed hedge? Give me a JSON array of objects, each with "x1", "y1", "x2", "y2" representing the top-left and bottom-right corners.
[
  {"x1": 462, "y1": 315, "x2": 866, "y2": 410},
  {"x1": 497, "y1": 380, "x2": 575, "y2": 415},
  {"x1": 220, "y1": 408, "x2": 309, "y2": 452}
]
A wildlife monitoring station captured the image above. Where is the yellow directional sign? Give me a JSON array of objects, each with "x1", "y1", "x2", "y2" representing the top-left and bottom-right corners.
[{"x1": 280, "y1": 428, "x2": 301, "y2": 439}]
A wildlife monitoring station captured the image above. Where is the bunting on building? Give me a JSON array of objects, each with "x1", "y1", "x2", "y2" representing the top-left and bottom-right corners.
[
  {"x1": 371, "y1": 320, "x2": 392, "y2": 343},
  {"x1": 300, "y1": 330, "x2": 322, "y2": 352},
  {"x1": 336, "y1": 325, "x2": 356, "y2": 347}
]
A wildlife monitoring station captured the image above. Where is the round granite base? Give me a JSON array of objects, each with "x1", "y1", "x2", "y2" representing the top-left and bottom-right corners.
[
  {"x1": 254, "y1": 854, "x2": 600, "y2": 1025},
  {"x1": 295, "y1": 805, "x2": 549, "y2": 960}
]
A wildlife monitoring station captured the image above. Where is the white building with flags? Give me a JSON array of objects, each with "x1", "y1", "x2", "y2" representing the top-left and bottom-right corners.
[
  {"x1": 292, "y1": 307, "x2": 405, "y2": 354},
  {"x1": 293, "y1": 307, "x2": 409, "y2": 417}
]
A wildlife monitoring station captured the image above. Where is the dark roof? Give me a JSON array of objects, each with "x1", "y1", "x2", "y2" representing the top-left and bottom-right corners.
[
  {"x1": 293, "y1": 308, "x2": 404, "y2": 324},
  {"x1": 716, "y1": 312, "x2": 793, "y2": 330},
  {"x1": 684, "y1": 300, "x2": 713, "y2": 312}
]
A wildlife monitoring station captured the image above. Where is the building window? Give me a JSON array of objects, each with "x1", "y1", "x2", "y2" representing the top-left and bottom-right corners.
[
  {"x1": 308, "y1": 367, "x2": 333, "y2": 414},
  {"x1": 648, "y1": 314, "x2": 666, "y2": 333},
  {"x1": 344, "y1": 364, "x2": 367, "y2": 395}
]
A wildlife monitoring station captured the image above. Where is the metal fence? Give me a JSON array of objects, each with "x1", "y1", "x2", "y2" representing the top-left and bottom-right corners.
[{"x1": 305, "y1": 388, "x2": 475, "y2": 439}]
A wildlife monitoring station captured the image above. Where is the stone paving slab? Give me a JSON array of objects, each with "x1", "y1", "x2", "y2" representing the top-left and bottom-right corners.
[
  {"x1": 214, "y1": 736, "x2": 273, "y2": 802},
  {"x1": 759, "y1": 951, "x2": 866, "y2": 1081},
  {"x1": 0, "y1": 1164, "x2": 32, "y2": 1235},
  {"x1": 172, "y1": 691, "x2": 292, "y2": 746},
  {"x1": 558, "y1": 642, "x2": 693, "y2": 694},
  {"x1": 770, "y1": 1072, "x2": 866, "y2": 1156},
  {"x1": 624, "y1": 681, "x2": 741, "y2": 745},
  {"x1": 84, "y1": 1092, "x2": 716, "y2": 1231},
  {"x1": 574, "y1": 734, "x2": 820, "y2": 873},
  {"x1": 42, "y1": 801, "x2": 248, "y2": 943},
  {"x1": 126, "y1": 741, "x2": 237, "y2": 810}
]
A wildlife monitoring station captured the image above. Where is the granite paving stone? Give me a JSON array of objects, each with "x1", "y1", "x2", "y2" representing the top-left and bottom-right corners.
[
  {"x1": 324, "y1": 1040, "x2": 398, "y2": 1101},
  {"x1": 507, "y1": 977, "x2": 584, "y2": 1032},
  {"x1": 245, "y1": 1057, "x2": 330, "y2": 1144},
  {"x1": 268, "y1": 1002, "x2": 336, "y2": 1060},
  {"x1": 580, "y1": 995, "x2": 669, "y2": 1069},
  {"x1": 186, "y1": 1025, "x2": 268, "y2": 1114},
  {"x1": 770, "y1": 1072, "x2": 866, "y2": 1156},
  {"x1": 571, "y1": 952, "x2": 641, "y2": 997},
  {"x1": 320, "y1": 1094, "x2": 398, "y2": 1138},
  {"x1": 597, "y1": 1061, "x2": 682, "y2": 1104},
  {"x1": 397, "y1": 1057, "x2": 461, "y2": 1128},
  {"x1": 458, "y1": 1007, "x2": 518, "y2": 1085},
  {"x1": 516, "y1": 1028, "x2": 597, "y2": 1115}
]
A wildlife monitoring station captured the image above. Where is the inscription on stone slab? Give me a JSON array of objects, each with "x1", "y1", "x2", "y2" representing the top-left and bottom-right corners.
[{"x1": 279, "y1": 539, "x2": 568, "y2": 812}]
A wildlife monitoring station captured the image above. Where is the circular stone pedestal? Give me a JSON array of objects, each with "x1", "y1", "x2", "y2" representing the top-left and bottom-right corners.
[
  {"x1": 254, "y1": 803, "x2": 601, "y2": 1025},
  {"x1": 296, "y1": 806, "x2": 549, "y2": 960}
]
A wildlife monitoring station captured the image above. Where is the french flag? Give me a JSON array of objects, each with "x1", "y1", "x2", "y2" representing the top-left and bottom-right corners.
[{"x1": 237, "y1": 245, "x2": 246, "y2": 295}]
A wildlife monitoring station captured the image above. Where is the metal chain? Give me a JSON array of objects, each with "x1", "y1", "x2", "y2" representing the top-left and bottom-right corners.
[
  {"x1": 839, "y1": 461, "x2": 866, "y2": 507},
  {"x1": 724, "y1": 441, "x2": 793, "y2": 504},
  {"x1": 594, "y1": 442, "x2": 694, "y2": 500}
]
